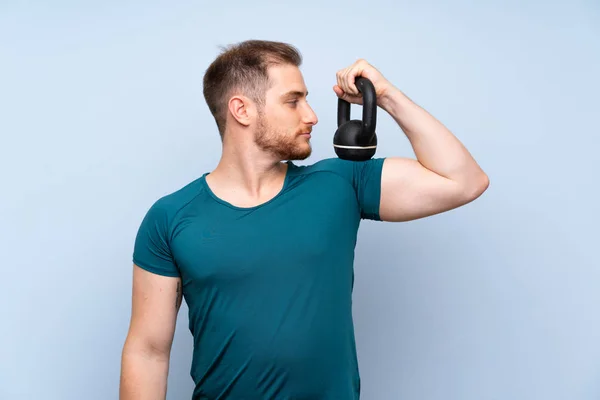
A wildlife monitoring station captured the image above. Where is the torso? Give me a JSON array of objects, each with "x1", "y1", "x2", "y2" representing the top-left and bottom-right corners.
[{"x1": 133, "y1": 157, "x2": 385, "y2": 399}]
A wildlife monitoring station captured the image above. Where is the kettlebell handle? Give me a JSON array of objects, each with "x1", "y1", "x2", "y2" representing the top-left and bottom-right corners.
[{"x1": 337, "y1": 77, "x2": 377, "y2": 139}]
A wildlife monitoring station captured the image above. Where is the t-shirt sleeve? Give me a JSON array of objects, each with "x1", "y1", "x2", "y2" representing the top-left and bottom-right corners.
[
  {"x1": 321, "y1": 157, "x2": 386, "y2": 220},
  {"x1": 351, "y1": 157, "x2": 386, "y2": 220},
  {"x1": 132, "y1": 199, "x2": 180, "y2": 277}
]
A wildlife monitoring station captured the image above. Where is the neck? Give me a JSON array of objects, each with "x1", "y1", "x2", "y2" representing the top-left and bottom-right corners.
[{"x1": 208, "y1": 136, "x2": 288, "y2": 198}]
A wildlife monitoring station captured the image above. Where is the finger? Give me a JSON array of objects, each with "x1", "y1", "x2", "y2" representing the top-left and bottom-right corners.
[
  {"x1": 344, "y1": 70, "x2": 353, "y2": 96},
  {"x1": 346, "y1": 67, "x2": 359, "y2": 96},
  {"x1": 333, "y1": 84, "x2": 348, "y2": 98},
  {"x1": 333, "y1": 85, "x2": 343, "y2": 97},
  {"x1": 334, "y1": 84, "x2": 349, "y2": 100},
  {"x1": 333, "y1": 85, "x2": 363, "y2": 104},
  {"x1": 336, "y1": 69, "x2": 345, "y2": 94},
  {"x1": 342, "y1": 68, "x2": 353, "y2": 94},
  {"x1": 349, "y1": 69, "x2": 358, "y2": 95},
  {"x1": 337, "y1": 69, "x2": 346, "y2": 94}
]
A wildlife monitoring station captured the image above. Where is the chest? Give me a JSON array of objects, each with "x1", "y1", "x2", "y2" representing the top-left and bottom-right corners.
[{"x1": 170, "y1": 176, "x2": 361, "y2": 285}]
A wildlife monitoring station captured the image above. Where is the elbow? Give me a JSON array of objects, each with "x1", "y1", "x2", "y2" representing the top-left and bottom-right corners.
[
  {"x1": 122, "y1": 332, "x2": 172, "y2": 362},
  {"x1": 466, "y1": 171, "x2": 490, "y2": 201},
  {"x1": 463, "y1": 171, "x2": 490, "y2": 202}
]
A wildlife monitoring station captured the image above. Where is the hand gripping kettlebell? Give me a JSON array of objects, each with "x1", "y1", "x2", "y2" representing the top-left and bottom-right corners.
[{"x1": 333, "y1": 77, "x2": 377, "y2": 161}]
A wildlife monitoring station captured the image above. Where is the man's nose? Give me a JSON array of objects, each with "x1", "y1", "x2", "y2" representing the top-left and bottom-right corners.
[{"x1": 304, "y1": 106, "x2": 318, "y2": 126}]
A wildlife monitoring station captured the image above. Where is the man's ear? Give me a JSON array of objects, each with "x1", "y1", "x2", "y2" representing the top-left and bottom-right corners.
[{"x1": 228, "y1": 95, "x2": 255, "y2": 127}]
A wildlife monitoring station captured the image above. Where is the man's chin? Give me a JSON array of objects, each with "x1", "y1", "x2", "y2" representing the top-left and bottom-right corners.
[
  {"x1": 290, "y1": 152, "x2": 311, "y2": 161},
  {"x1": 285, "y1": 146, "x2": 312, "y2": 161},
  {"x1": 259, "y1": 139, "x2": 312, "y2": 161}
]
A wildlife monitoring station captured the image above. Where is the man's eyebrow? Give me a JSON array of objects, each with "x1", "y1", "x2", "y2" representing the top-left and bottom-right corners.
[{"x1": 281, "y1": 90, "x2": 308, "y2": 98}]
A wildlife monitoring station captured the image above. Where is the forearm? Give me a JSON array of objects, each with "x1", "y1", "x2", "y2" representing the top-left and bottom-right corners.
[
  {"x1": 380, "y1": 86, "x2": 487, "y2": 186},
  {"x1": 120, "y1": 342, "x2": 170, "y2": 400}
]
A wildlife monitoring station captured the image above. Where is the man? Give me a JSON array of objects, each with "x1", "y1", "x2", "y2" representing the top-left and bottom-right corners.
[{"x1": 119, "y1": 40, "x2": 489, "y2": 399}]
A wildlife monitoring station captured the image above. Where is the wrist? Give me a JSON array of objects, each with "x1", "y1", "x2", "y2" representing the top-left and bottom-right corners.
[{"x1": 378, "y1": 84, "x2": 408, "y2": 115}]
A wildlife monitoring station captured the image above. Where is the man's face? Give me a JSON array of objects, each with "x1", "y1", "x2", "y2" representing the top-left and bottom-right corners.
[{"x1": 254, "y1": 64, "x2": 318, "y2": 160}]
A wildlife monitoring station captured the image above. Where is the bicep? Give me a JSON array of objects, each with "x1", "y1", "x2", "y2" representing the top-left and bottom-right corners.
[
  {"x1": 125, "y1": 264, "x2": 182, "y2": 355},
  {"x1": 378, "y1": 157, "x2": 469, "y2": 222}
]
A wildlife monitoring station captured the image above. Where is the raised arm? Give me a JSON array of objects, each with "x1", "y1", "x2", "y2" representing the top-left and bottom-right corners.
[
  {"x1": 334, "y1": 59, "x2": 489, "y2": 222},
  {"x1": 119, "y1": 264, "x2": 183, "y2": 400}
]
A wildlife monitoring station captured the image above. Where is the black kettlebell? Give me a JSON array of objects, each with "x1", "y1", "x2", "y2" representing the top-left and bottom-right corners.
[{"x1": 333, "y1": 77, "x2": 377, "y2": 161}]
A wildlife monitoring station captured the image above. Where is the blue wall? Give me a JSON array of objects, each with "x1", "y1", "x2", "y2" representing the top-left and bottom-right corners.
[{"x1": 1, "y1": 1, "x2": 598, "y2": 399}]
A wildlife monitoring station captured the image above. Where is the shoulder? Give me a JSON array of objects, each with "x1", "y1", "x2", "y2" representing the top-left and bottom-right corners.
[
  {"x1": 290, "y1": 157, "x2": 354, "y2": 178},
  {"x1": 290, "y1": 157, "x2": 386, "y2": 183},
  {"x1": 142, "y1": 176, "x2": 207, "y2": 224}
]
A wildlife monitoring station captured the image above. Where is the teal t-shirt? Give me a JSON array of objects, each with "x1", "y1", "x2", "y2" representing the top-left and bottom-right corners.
[{"x1": 132, "y1": 157, "x2": 386, "y2": 399}]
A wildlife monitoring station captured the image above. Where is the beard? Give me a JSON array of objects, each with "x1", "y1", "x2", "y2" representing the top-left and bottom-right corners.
[{"x1": 254, "y1": 113, "x2": 312, "y2": 161}]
